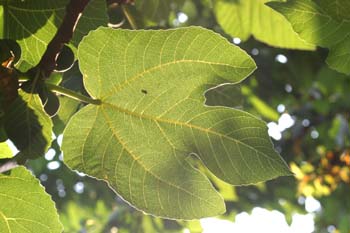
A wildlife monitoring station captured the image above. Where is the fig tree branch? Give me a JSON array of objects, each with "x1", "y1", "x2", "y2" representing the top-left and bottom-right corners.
[{"x1": 31, "y1": 0, "x2": 90, "y2": 78}]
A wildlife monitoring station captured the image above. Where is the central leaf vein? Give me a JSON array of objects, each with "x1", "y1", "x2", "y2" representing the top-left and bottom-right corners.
[
  {"x1": 101, "y1": 103, "x2": 280, "y2": 164},
  {"x1": 100, "y1": 106, "x2": 218, "y2": 208}
]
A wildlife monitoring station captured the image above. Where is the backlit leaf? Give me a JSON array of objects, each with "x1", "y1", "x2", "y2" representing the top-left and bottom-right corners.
[
  {"x1": 205, "y1": 84, "x2": 243, "y2": 108},
  {"x1": 62, "y1": 27, "x2": 291, "y2": 219},
  {"x1": 318, "y1": 0, "x2": 350, "y2": 21},
  {"x1": 214, "y1": 0, "x2": 315, "y2": 50},
  {"x1": 4, "y1": 90, "x2": 52, "y2": 160},
  {"x1": 0, "y1": 166, "x2": 63, "y2": 233},
  {"x1": 267, "y1": 0, "x2": 350, "y2": 74},
  {"x1": 0, "y1": 0, "x2": 107, "y2": 71},
  {"x1": 53, "y1": 96, "x2": 80, "y2": 135},
  {"x1": 0, "y1": 142, "x2": 12, "y2": 159}
]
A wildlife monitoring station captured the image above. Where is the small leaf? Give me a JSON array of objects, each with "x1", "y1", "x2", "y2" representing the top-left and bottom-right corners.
[
  {"x1": 0, "y1": 142, "x2": 12, "y2": 159},
  {"x1": 63, "y1": 27, "x2": 291, "y2": 219},
  {"x1": 43, "y1": 91, "x2": 60, "y2": 117},
  {"x1": 0, "y1": 166, "x2": 63, "y2": 233},
  {"x1": 0, "y1": 0, "x2": 107, "y2": 71},
  {"x1": 52, "y1": 64, "x2": 83, "y2": 135},
  {"x1": 267, "y1": 0, "x2": 350, "y2": 74},
  {"x1": 55, "y1": 45, "x2": 75, "y2": 72},
  {"x1": 214, "y1": 0, "x2": 315, "y2": 50},
  {"x1": 4, "y1": 90, "x2": 52, "y2": 160},
  {"x1": 53, "y1": 96, "x2": 80, "y2": 135},
  {"x1": 205, "y1": 84, "x2": 243, "y2": 108}
]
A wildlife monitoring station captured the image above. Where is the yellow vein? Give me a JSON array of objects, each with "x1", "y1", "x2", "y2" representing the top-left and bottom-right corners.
[
  {"x1": 101, "y1": 59, "x2": 252, "y2": 99},
  {"x1": 102, "y1": 102, "x2": 281, "y2": 164},
  {"x1": 0, "y1": 211, "x2": 11, "y2": 233},
  {"x1": 100, "y1": 107, "x2": 218, "y2": 208}
]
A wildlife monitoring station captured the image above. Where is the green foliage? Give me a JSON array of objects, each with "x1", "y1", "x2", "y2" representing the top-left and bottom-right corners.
[
  {"x1": 0, "y1": 166, "x2": 63, "y2": 233},
  {"x1": 4, "y1": 90, "x2": 52, "y2": 160},
  {"x1": 135, "y1": 0, "x2": 185, "y2": 23},
  {"x1": 52, "y1": 96, "x2": 79, "y2": 134},
  {"x1": 62, "y1": 27, "x2": 290, "y2": 219},
  {"x1": 241, "y1": 86, "x2": 279, "y2": 121},
  {"x1": 214, "y1": 0, "x2": 315, "y2": 50},
  {"x1": 1, "y1": 0, "x2": 349, "y2": 232},
  {"x1": 205, "y1": 84, "x2": 243, "y2": 108},
  {"x1": 267, "y1": 0, "x2": 350, "y2": 74},
  {"x1": 0, "y1": 0, "x2": 107, "y2": 71},
  {"x1": 318, "y1": 0, "x2": 350, "y2": 21},
  {"x1": 59, "y1": 201, "x2": 111, "y2": 233},
  {"x1": 0, "y1": 142, "x2": 12, "y2": 159}
]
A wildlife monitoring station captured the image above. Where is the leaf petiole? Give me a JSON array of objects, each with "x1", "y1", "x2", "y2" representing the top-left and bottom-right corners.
[{"x1": 46, "y1": 83, "x2": 101, "y2": 105}]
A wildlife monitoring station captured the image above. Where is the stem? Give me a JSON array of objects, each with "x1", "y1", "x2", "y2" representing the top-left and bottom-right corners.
[
  {"x1": 31, "y1": 0, "x2": 91, "y2": 77},
  {"x1": 122, "y1": 5, "x2": 137, "y2": 29},
  {"x1": 0, "y1": 159, "x2": 18, "y2": 173},
  {"x1": 18, "y1": 75, "x2": 30, "y2": 82},
  {"x1": 46, "y1": 83, "x2": 101, "y2": 105},
  {"x1": 30, "y1": 70, "x2": 41, "y2": 94}
]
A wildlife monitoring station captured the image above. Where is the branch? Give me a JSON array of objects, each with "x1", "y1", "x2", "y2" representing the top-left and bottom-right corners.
[
  {"x1": 121, "y1": 5, "x2": 137, "y2": 29},
  {"x1": 31, "y1": 0, "x2": 90, "y2": 77}
]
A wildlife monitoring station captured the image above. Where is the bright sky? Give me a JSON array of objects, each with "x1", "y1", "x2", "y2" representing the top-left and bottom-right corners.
[{"x1": 199, "y1": 207, "x2": 315, "y2": 233}]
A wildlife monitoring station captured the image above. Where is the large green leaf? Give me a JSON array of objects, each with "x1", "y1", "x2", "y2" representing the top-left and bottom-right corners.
[
  {"x1": 62, "y1": 27, "x2": 291, "y2": 219},
  {"x1": 267, "y1": 0, "x2": 350, "y2": 74},
  {"x1": 317, "y1": 0, "x2": 350, "y2": 21},
  {"x1": 0, "y1": 0, "x2": 107, "y2": 71},
  {"x1": 4, "y1": 90, "x2": 52, "y2": 160},
  {"x1": 0, "y1": 166, "x2": 63, "y2": 233},
  {"x1": 214, "y1": 0, "x2": 315, "y2": 50}
]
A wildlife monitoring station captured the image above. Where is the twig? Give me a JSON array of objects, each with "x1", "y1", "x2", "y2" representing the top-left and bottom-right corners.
[
  {"x1": 122, "y1": 5, "x2": 137, "y2": 29},
  {"x1": 31, "y1": 0, "x2": 91, "y2": 78}
]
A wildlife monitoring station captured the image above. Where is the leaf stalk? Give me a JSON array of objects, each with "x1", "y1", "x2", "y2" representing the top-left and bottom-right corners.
[{"x1": 46, "y1": 83, "x2": 101, "y2": 105}]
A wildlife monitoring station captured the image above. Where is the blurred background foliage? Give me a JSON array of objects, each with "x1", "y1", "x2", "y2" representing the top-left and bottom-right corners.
[{"x1": 7, "y1": 0, "x2": 349, "y2": 232}]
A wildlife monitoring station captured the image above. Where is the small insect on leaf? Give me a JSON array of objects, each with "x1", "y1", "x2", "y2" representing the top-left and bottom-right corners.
[{"x1": 141, "y1": 89, "x2": 148, "y2": 94}]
